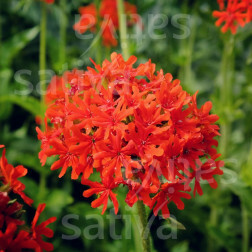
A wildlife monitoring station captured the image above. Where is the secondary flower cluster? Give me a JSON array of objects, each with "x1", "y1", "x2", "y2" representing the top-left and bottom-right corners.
[
  {"x1": 74, "y1": 0, "x2": 139, "y2": 47},
  {"x1": 42, "y1": 0, "x2": 54, "y2": 4},
  {"x1": 213, "y1": 0, "x2": 252, "y2": 34},
  {"x1": 37, "y1": 53, "x2": 224, "y2": 218},
  {"x1": 0, "y1": 146, "x2": 56, "y2": 251}
]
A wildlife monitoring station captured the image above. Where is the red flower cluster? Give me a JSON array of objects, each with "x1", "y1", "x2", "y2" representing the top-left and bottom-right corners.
[
  {"x1": 37, "y1": 53, "x2": 224, "y2": 218},
  {"x1": 0, "y1": 148, "x2": 56, "y2": 251},
  {"x1": 73, "y1": 0, "x2": 139, "y2": 47},
  {"x1": 0, "y1": 149, "x2": 33, "y2": 206},
  {"x1": 42, "y1": 0, "x2": 54, "y2": 4},
  {"x1": 213, "y1": 0, "x2": 252, "y2": 34}
]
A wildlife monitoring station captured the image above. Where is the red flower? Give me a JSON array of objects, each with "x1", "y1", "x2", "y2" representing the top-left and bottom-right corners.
[
  {"x1": 125, "y1": 180, "x2": 156, "y2": 208},
  {"x1": 125, "y1": 123, "x2": 164, "y2": 164},
  {"x1": 42, "y1": 0, "x2": 54, "y2": 4},
  {"x1": 45, "y1": 129, "x2": 79, "y2": 179},
  {"x1": 218, "y1": 0, "x2": 225, "y2": 10},
  {"x1": 92, "y1": 99, "x2": 133, "y2": 139},
  {"x1": 0, "y1": 203, "x2": 56, "y2": 251},
  {"x1": 152, "y1": 182, "x2": 191, "y2": 218},
  {"x1": 45, "y1": 76, "x2": 65, "y2": 104},
  {"x1": 0, "y1": 145, "x2": 4, "y2": 148},
  {"x1": 213, "y1": 0, "x2": 252, "y2": 34},
  {"x1": 186, "y1": 156, "x2": 224, "y2": 196},
  {"x1": 0, "y1": 223, "x2": 37, "y2": 252},
  {"x1": 0, "y1": 147, "x2": 56, "y2": 251},
  {"x1": 70, "y1": 127, "x2": 104, "y2": 180},
  {"x1": 93, "y1": 130, "x2": 138, "y2": 178},
  {"x1": 31, "y1": 203, "x2": 57, "y2": 252},
  {"x1": 0, "y1": 192, "x2": 24, "y2": 229},
  {"x1": 156, "y1": 75, "x2": 190, "y2": 111},
  {"x1": 38, "y1": 53, "x2": 223, "y2": 217},
  {"x1": 82, "y1": 176, "x2": 122, "y2": 214},
  {"x1": 73, "y1": 0, "x2": 139, "y2": 47},
  {"x1": 73, "y1": 4, "x2": 97, "y2": 34},
  {"x1": 36, "y1": 118, "x2": 62, "y2": 166},
  {"x1": 0, "y1": 149, "x2": 33, "y2": 206}
]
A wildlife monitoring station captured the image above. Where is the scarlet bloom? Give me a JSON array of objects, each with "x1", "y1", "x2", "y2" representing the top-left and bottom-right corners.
[
  {"x1": 213, "y1": 0, "x2": 252, "y2": 34},
  {"x1": 0, "y1": 203, "x2": 56, "y2": 252},
  {"x1": 42, "y1": 0, "x2": 54, "y2": 4},
  {"x1": 0, "y1": 223, "x2": 37, "y2": 251},
  {"x1": 0, "y1": 192, "x2": 24, "y2": 229},
  {"x1": 31, "y1": 203, "x2": 57, "y2": 252},
  {"x1": 0, "y1": 148, "x2": 56, "y2": 251},
  {"x1": 218, "y1": 0, "x2": 225, "y2": 10},
  {"x1": 82, "y1": 176, "x2": 121, "y2": 214},
  {"x1": 0, "y1": 149, "x2": 33, "y2": 206},
  {"x1": 45, "y1": 129, "x2": 80, "y2": 179},
  {"x1": 38, "y1": 52, "x2": 223, "y2": 217},
  {"x1": 152, "y1": 182, "x2": 191, "y2": 218},
  {"x1": 93, "y1": 130, "x2": 137, "y2": 178},
  {"x1": 73, "y1": 0, "x2": 139, "y2": 47},
  {"x1": 45, "y1": 76, "x2": 66, "y2": 104}
]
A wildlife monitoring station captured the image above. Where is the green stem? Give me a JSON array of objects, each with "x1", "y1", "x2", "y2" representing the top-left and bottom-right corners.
[
  {"x1": 208, "y1": 34, "x2": 234, "y2": 252},
  {"x1": 94, "y1": 0, "x2": 102, "y2": 64},
  {"x1": 38, "y1": 173, "x2": 46, "y2": 201},
  {"x1": 208, "y1": 206, "x2": 217, "y2": 252},
  {"x1": 116, "y1": 191, "x2": 142, "y2": 252},
  {"x1": 0, "y1": 14, "x2": 2, "y2": 49},
  {"x1": 219, "y1": 35, "x2": 234, "y2": 158},
  {"x1": 59, "y1": 0, "x2": 67, "y2": 68},
  {"x1": 105, "y1": 46, "x2": 110, "y2": 59},
  {"x1": 96, "y1": 37, "x2": 102, "y2": 65},
  {"x1": 178, "y1": 1, "x2": 197, "y2": 92},
  {"x1": 132, "y1": 205, "x2": 143, "y2": 252},
  {"x1": 184, "y1": 15, "x2": 196, "y2": 91},
  {"x1": 39, "y1": 2, "x2": 47, "y2": 201},
  {"x1": 137, "y1": 200, "x2": 151, "y2": 252},
  {"x1": 242, "y1": 203, "x2": 250, "y2": 252},
  {"x1": 40, "y1": 1, "x2": 46, "y2": 121},
  {"x1": 117, "y1": 0, "x2": 129, "y2": 60}
]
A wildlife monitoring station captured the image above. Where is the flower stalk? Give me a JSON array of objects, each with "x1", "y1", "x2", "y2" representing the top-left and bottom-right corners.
[
  {"x1": 242, "y1": 203, "x2": 249, "y2": 252},
  {"x1": 59, "y1": 0, "x2": 67, "y2": 68},
  {"x1": 94, "y1": 0, "x2": 102, "y2": 64},
  {"x1": 179, "y1": 1, "x2": 197, "y2": 92},
  {"x1": 117, "y1": 0, "x2": 129, "y2": 60},
  {"x1": 39, "y1": 1, "x2": 47, "y2": 201},
  {"x1": 208, "y1": 33, "x2": 234, "y2": 252},
  {"x1": 137, "y1": 200, "x2": 151, "y2": 252},
  {"x1": 219, "y1": 34, "x2": 234, "y2": 158},
  {"x1": 40, "y1": 1, "x2": 47, "y2": 116},
  {"x1": 117, "y1": 1, "x2": 149, "y2": 250}
]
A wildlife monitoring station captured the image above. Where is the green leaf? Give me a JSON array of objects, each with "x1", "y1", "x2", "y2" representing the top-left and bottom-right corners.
[
  {"x1": 68, "y1": 202, "x2": 101, "y2": 216},
  {"x1": 166, "y1": 216, "x2": 186, "y2": 230},
  {"x1": 19, "y1": 177, "x2": 39, "y2": 202},
  {"x1": 241, "y1": 143, "x2": 252, "y2": 187},
  {"x1": 0, "y1": 26, "x2": 39, "y2": 68},
  {"x1": 171, "y1": 241, "x2": 189, "y2": 252},
  {"x1": 208, "y1": 226, "x2": 240, "y2": 252},
  {"x1": 0, "y1": 69, "x2": 13, "y2": 119},
  {"x1": 225, "y1": 177, "x2": 252, "y2": 213},
  {"x1": 0, "y1": 69, "x2": 12, "y2": 93},
  {"x1": 0, "y1": 95, "x2": 42, "y2": 117},
  {"x1": 13, "y1": 152, "x2": 49, "y2": 175},
  {"x1": 46, "y1": 190, "x2": 74, "y2": 216}
]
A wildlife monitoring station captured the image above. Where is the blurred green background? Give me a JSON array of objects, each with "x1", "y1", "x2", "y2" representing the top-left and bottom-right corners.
[{"x1": 0, "y1": 0, "x2": 252, "y2": 251}]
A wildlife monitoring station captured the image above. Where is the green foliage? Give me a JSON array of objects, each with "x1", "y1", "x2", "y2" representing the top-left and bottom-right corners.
[
  {"x1": 0, "y1": 95, "x2": 42, "y2": 117},
  {"x1": 0, "y1": 26, "x2": 39, "y2": 68}
]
